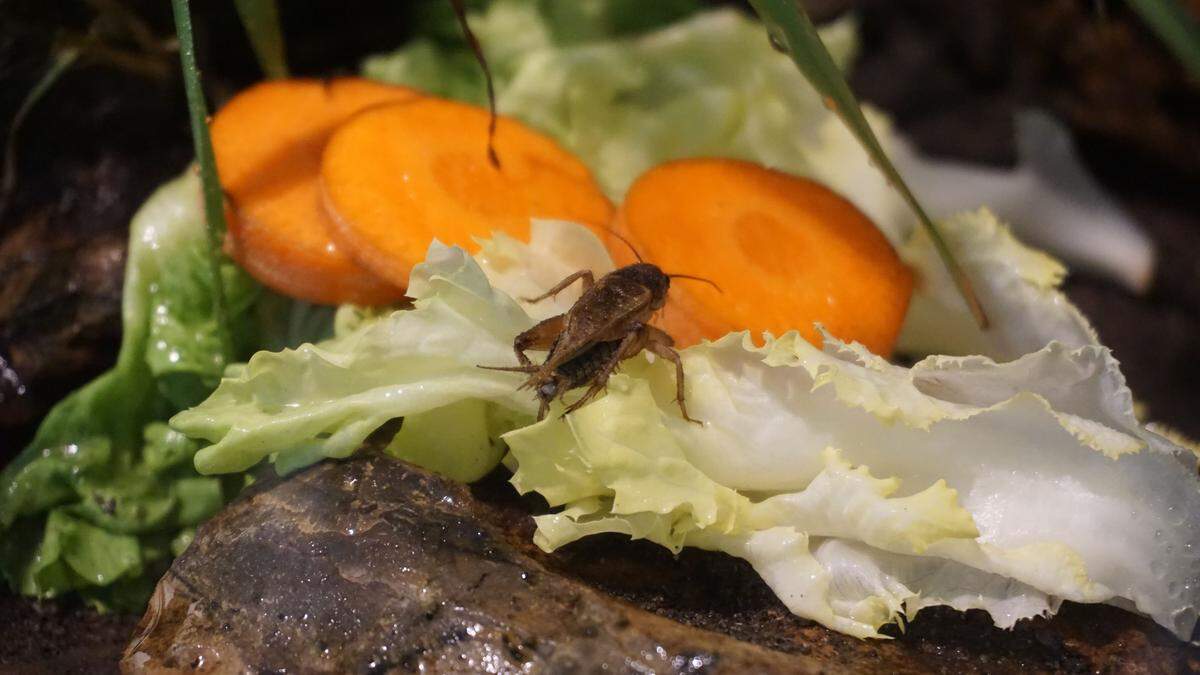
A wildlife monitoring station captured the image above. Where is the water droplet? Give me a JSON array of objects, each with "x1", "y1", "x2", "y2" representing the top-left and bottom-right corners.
[{"x1": 767, "y1": 30, "x2": 788, "y2": 53}]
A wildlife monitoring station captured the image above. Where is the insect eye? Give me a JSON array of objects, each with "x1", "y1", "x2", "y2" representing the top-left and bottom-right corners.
[{"x1": 538, "y1": 383, "x2": 557, "y2": 398}]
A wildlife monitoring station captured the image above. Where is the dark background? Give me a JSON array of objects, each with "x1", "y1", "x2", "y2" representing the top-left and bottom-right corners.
[{"x1": 1, "y1": 0, "x2": 1197, "y2": 671}]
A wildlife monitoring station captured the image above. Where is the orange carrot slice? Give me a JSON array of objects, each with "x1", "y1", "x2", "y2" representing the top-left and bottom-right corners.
[
  {"x1": 613, "y1": 158, "x2": 913, "y2": 356},
  {"x1": 320, "y1": 97, "x2": 614, "y2": 287},
  {"x1": 211, "y1": 77, "x2": 419, "y2": 305}
]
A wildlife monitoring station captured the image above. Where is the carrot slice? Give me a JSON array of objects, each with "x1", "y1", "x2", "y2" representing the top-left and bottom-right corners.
[
  {"x1": 211, "y1": 77, "x2": 419, "y2": 305},
  {"x1": 320, "y1": 98, "x2": 614, "y2": 287},
  {"x1": 612, "y1": 159, "x2": 913, "y2": 356}
]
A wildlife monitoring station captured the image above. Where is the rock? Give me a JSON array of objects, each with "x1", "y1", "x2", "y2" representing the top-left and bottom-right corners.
[{"x1": 121, "y1": 454, "x2": 815, "y2": 674}]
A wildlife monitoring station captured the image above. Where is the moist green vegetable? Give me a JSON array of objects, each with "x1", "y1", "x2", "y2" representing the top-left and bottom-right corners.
[
  {"x1": 172, "y1": 239, "x2": 540, "y2": 478},
  {"x1": 174, "y1": 220, "x2": 1200, "y2": 640},
  {"x1": 172, "y1": 220, "x2": 615, "y2": 481},
  {"x1": 0, "y1": 172, "x2": 332, "y2": 610},
  {"x1": 364, "y1": 0, "x2": 703, "y2": 105}
]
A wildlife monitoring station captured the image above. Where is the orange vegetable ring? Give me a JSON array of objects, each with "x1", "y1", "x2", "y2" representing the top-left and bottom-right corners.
[
  {"x1": 211, "y1": 77, "x2": 418, "y2": 305},
  {"x1": 320, "y1": 97, "x2": 614, "y2": 288},
  {"x1": 613, "y1": 158, "x2": 913, "y2": 355}
]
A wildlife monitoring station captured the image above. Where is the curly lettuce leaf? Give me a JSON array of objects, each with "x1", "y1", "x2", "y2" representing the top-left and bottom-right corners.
[
  {"x1": 169, "y1": 221, "x2": 1198, "y2": 639},
  {"x1": 362, "y1": 0, "x2": 703, "y2": 106},
  {"x1": 172, "y1": 241, "x2": 539, "y2": 477},
  {"x1": 173, "y1": 221, "x2": 608, "y2": 479},
  {"x1": 474, "y1": 219, "x2": 616, "y2": 320},
  {"x1": 335, "y1": 1, "x2": 1186, "y2": 639},
  {"x1": 897, "y1": 208, "x2": 1098, "y2": 360},
  {"x1": 0, "y1": 171, "x2": 328, "y2": 609},
  {"x1": 506, "y1": 326, "x2": 1200, "y2": 639},
  {"x1": 495, "y1": 10, "x2": 859, "y2": 197}
]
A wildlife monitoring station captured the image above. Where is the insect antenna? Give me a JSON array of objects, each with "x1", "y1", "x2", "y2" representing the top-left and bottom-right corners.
[
  {"x1": 597, "y1": 224, "x2": 644, "y2": 263},
  {"x1": 668, "y1": 273, "x2": 723, "y2": 293}
]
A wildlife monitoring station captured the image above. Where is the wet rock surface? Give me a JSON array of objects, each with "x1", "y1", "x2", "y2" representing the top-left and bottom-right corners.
[
  {"x1": 121, "y1": 454, "x2": 815, "y2": 674},
  {"x1": 122, "y1": 454, "x2": 1200, "y2": 674}
]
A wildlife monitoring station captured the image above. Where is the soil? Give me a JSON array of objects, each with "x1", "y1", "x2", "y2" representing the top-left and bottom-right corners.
[{"x1": 0, "y1": 595, "x2": 136, "y2": 675}]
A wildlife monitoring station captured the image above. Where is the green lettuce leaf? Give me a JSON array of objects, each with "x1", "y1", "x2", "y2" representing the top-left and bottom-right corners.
[
  {"x1": 171, "y1": 221, "x2": 1198, "y2": 639},
  {"x1": 500, "y1": 282, "x2": 1200, "y2": 639},
  {"x1": 0, "y1": 171, "x2": 331, "y2": 608},
  {"x1": 172, "y1": 240, "x2": 539, "y2": 477},
  {"x1": 171, "y1": 219, "x2": 635, "y2": 481},
  {"x1": 363, "y1": 8, "x2": 906, "y2": 235},
  {"x1": 363, "y1": 0, "x2": 703, "y2": 106}
]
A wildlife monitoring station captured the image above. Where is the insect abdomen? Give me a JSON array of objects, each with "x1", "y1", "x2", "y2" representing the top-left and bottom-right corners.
[{"x1": 558, "y1": 339, "x2": 621, "y2": 390}]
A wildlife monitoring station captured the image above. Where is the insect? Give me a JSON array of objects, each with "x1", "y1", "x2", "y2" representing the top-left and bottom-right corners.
[{"x1": 482, "y1": 256, "x2": 717, "y2": 424}]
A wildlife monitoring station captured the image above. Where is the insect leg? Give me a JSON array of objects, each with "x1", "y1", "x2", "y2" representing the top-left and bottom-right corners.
[
  {"x1": 644, "y1": 325, "x2": 700, "y2": 425},
  {"x1": 560, "y1": 381, "x2": 605, "y2": 417},
  {"x1": 561, "y1": 331, "x2": 640, "y2": 417},
  {"x1": 477, "y1": 364, "x2": 540, "y2": 373},
  {"x1": 521, "y1": 270, "x2": 595, "y2": 304},
  {"x1": 513, "y1": 314, "x2": 565, "y2": 366}
]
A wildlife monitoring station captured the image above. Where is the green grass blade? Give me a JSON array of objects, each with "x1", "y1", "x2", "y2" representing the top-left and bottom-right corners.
[
  {"x1": 0, "y1": 45, "x2": 81, "y2": 221},
  {"x1": 1126, "y1": 0, "x2": 1200, "y2": 79},
  {"x1": 746, "y1": 0, "x2": 988, "y2": 328},
  {"x1": 234, "y1": 0, "x2": 289, "y2": 79},
  {"x1": 171, "y1": 0, "x2": 233, "y2": 362}
]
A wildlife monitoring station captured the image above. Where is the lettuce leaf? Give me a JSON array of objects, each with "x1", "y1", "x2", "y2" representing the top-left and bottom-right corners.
[
  {"x1": 363, "y1": 0, "x2": 703, "y2": 106},
  {"x1": 0, "y1": 171, "x2": 331, "y2": 609},
  {"x1": 474, "y1": 219, "x2": 616, "y2": 320},
  {"x1": 898, "y1": 208, "x2": 1098, "y2": 360},
  {"x1": 506, "y1": 328, "x2": 1200, "y2": 638},
  {"x1": 172, "y1": 221, "x2": 1199, "y2": 639},
  {"x1": 172, "y1": 240, "x2": 539, "y2": 477},
  {"x1": 173, "y1": 220, "x2": 619, "y2": 480}
]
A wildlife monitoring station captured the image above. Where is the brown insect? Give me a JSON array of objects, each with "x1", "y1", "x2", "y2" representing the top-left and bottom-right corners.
[{"x1": 482, "y1": 257, "x2": 717, "y2": 424}]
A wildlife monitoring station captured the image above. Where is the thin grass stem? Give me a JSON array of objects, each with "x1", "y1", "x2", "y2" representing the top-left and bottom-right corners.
[
  {"x1": 171, "y1": 0, "x2": 233, "y2": 362},
  {"x1": 747, "y1": 0, "x2": 988, "y2": 328}
]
